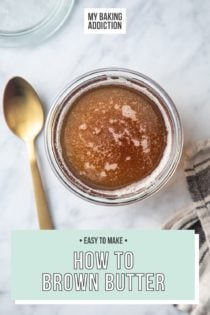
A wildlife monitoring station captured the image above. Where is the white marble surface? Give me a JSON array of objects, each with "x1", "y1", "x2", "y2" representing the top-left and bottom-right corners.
[{"x1": 1, "y1": 0, "x2": 210, "y2": 314}]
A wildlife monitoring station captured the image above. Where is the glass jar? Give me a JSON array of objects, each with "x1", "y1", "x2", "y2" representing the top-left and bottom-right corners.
[
  {"x1": 45, "y1": 68, "x2": 183, "y2": 205},
  {"x1": 0, "y1": 0, "x2": 74, "y2": 46}
]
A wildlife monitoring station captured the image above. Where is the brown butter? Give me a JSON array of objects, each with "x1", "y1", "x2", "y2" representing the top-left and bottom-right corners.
[{"x1": 60, "y1": 85, "x2": 167, "y2": 189}]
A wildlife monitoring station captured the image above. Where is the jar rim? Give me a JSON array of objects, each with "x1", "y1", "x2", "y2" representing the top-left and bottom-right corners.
[
  {"x1": 0, "y1": 0, "x2": 74, "y2": 47},
  {"x1": 45, "y1": 68, "x2": 183, "y2": 205}
]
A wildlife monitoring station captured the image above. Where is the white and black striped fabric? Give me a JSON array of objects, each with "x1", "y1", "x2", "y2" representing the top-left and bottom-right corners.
[{"x1": 163, "y1": 140, "x2": 210, "y2": 315}]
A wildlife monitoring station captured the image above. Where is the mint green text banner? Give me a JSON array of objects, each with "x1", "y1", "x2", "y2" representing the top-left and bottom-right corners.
[{"x1": 12, "y1": 230, "x2": 197, "y2": 301}]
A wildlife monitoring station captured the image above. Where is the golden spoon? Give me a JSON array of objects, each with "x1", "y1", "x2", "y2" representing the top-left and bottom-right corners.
[{"x1": 3, "y1": 77, "x2": 53, "y2": 229}]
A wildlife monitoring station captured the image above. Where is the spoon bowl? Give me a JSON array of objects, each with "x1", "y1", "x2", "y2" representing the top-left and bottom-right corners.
[{"x1": 4, "y1": 77, "x2": 44, "y2": 141}]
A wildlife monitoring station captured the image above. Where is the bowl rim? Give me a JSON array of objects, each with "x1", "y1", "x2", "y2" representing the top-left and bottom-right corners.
[{"x1": 0, "y1": 0, "x2": 74, "y2": 47}]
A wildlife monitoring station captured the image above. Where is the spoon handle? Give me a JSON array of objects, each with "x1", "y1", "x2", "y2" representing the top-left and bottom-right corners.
[{"x1": 26, "y1": 140, "x2": 54, "y2": 229}]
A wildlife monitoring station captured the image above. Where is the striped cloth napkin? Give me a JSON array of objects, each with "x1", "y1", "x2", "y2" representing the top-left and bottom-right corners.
[{"x1": 163, "y1": 139, "x2": 210, "y2": 315}]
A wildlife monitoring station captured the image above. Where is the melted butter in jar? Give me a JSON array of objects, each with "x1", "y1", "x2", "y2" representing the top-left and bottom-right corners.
[{"x1": 60, "y1": 85, "x2": 167, "y2": 189}]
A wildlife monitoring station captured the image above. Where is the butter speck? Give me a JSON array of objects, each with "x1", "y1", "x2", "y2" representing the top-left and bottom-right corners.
[
  {"x1": 131, "y1": 138, "x2": 140, "y2": 147},
  {"x1": 94, "y1": 127, "x2": 101, "y2": 135},
  {"x1": 104, "y1": 162, "x2": 118, "y2": 171},
  {"x1": 84, "y1": 162, "x2": 95, "y2": 169},
  {"x1": 100, "y1": 171, "x2": 107, "y2": 177},
  {"x1": 79, "y1": 123, "x2": 87, "y2": 130},
  {"x1": 121, "y1": 105, "x2": 137, "y2": 121},
  {"x1": 141, "y1": 136, "x2": 150, "y2": 153}
]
